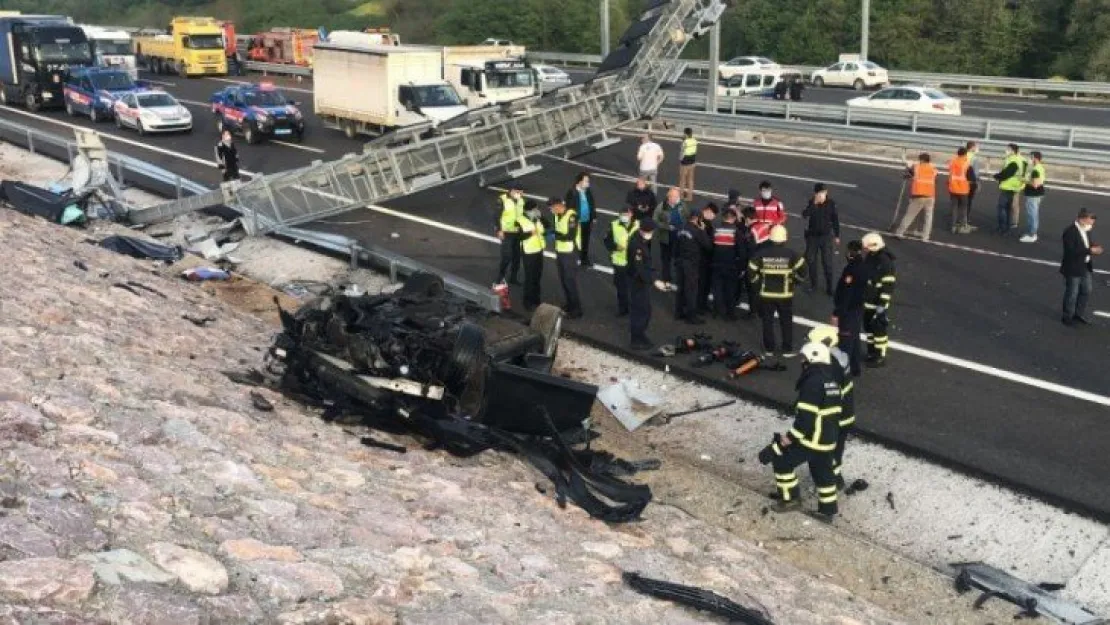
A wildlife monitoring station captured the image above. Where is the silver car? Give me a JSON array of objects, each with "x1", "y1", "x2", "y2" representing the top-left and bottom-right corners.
[
  {"x1": 113, "y1": 90, "x2": 193, "y2": 135},
  {"x1": 534, "y1": 64, "x2": 572, "y2": 93}
]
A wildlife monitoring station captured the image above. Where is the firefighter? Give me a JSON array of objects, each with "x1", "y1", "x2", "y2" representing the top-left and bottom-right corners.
[
  {"x1": 710, "y1": 206, "x2": 741, "y2": 321},
  {"x1": 551, "y1": 198, "x2": 584, "y2": 319},
  {"x1": 831, "y1": 240, "x2": 868, "y2": 377},
  {"x1": 749, "y1": 225, "x2": 806, "y2": 362},
  {"x1": 752, "y1": 180, "x2": 788, "y2": 230},
  {"x1": 495, "y1": 183, "x2": 526, "y2": 285},
  {"x1": 628, "y1": 220, "x2": 656, "y2": 350},
  {"x1": 604, "y1": 205, "x2": 639, "y2": 317},
  {"x1": 807, "y1": 325, "x2": 856, "y2": 490},
  {"x1": 674, "y1": 208, "x2": 712, "y2": 324},
  {"x1": 697, "y1": 203, "x2": 718, "y2": 314},
  {"x1": 861, "y1": 232, "x2": 896, "y2": 367},
  {"x1": 214, "y1": 130, "x2": 240, "y2": 182},
  {"x1": 517, "y1": 201, "x2": 547, "y2": 311},
  {"x1": 756, "y1": 341, "x2": 842, "y2": 518}
]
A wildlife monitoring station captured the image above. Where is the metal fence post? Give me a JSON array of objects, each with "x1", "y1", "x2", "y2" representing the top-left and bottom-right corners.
[
  {"x1": 175, "y1": 176, "x2": 183, "y2": 199},
  {"x1": 25, "y1": 129, "x2": 34, "y2": 154},
  {"x1": 1067, "y1": 128, "x2": 1075, "y2": 149}
]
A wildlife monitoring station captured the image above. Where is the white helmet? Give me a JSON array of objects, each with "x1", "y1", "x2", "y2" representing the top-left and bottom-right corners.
[
  {"x1": 800, "y1": 342, "x2": 832, "y2": 365},
  {"x1": 769, "y1": 225, "x2": 789, "y2": 243},
  {"x1": 807, "y1": 325, "x2": 839, "y2": 348},
  {"x1": 862, "y1": 232, "x2": 885, "y2": 251}
]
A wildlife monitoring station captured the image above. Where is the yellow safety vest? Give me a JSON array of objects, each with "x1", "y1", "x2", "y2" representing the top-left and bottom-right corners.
[
  {"x1": 1025, "y1": 162, "x2": 1046, "y2": 186},
  {"x1": 519, "y1": 216, "x2": 545, "y2": 255},
  {"x1": 998, "y1": 154, "x2": 1026, "y2": 192},
  {"x1": 682, "y1": 136, "x2": 698, "y2": 157},
  {"x1": 609, "y1": 219, "x2": 639, "y2": 267},
  {"x1": 499, "y1": 194, "x2": 524, "y2": 233},
  {"x1": 554, "y1": 210, "x2": 580, "y2": 254}
]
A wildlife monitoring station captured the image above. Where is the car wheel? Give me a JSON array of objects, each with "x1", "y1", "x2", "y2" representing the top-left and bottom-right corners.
[
  {"x1": 442, "y1": 323, "x2": 488, "y2": 395},
  {"x1": 65, "y1": 100, "x2": 76, "y2": 117},
  {"x1": 853, "y1": 78, "x2": 865, "y2": 91},
  {"x1": 244, "y1": 123, "x2": 258, "y2": 144},
  {"x1": 528, "y1": 303, "x2": 564, "y2": 359},
  {"x1": 115, "y1": 115, "x2": 123, "y2": 129},
  {"x1": 216, "y1": 116, "x2": 224, "y2": 133},
  {"x1": 137, "y1": 120, "x2": 146, "y2": 136},
  {"x1": 813, "y1": 76, "x2": 824, "y2": 88},
  {"x1": 89, "y1": 107, "x2": 100, "y2": 123}
]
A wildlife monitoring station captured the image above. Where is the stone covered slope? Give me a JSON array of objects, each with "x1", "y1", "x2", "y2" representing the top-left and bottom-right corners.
[{"x1": 0, "y1": 208, "x2": 901, "y2": 624}]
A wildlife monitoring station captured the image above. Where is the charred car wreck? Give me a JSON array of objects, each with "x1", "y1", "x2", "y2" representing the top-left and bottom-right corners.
[{"x1": 258, "y1": 273, "x2": 652, "y2": 522}]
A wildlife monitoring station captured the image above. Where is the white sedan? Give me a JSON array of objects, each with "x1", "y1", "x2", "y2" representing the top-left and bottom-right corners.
[
  {"x1": 533, "y1": 64, "x2": 572, "y2": 92},
  {"x1": 811, "y1": 60, "x2": 889, "y2": 90},
  {"x1": 113, "y1": 90, "x2": 193, "y2": 134},
  {"x1": 847, "y1": 86, "x2": 962, "y2": 115},
  {"x1": 718, "y1": 55, "x2": 778, "y2": 79}
]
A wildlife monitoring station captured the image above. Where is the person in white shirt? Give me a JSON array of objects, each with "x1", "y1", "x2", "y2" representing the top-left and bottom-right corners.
[{"x1": 637, "y1": 134, "x2": 665, "y2": 193}]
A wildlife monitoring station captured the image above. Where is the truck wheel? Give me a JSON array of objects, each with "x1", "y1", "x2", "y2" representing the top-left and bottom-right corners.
[
  {"x1": 25, "y1": 91, "x2": 40, "y2": 113},
  {"x1": 813, "y1": 76, "x2": 824, "y2": 88},
  {"x1": 343, "y1": 122, "x2": 356, "y2": 139},
  {"x1": 853, "y1": 78, "x2": 865, "y2": 91},
  {"x1": 529, "y1": 303, "x2": 564, "y2": 359}
]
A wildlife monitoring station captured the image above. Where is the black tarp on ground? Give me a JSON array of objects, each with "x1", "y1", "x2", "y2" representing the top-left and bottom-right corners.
[
  {"x1": 0, "y1": 180, "x2": 78, "y2": 224},
  {"x1": 98, "y1": 235, "x2": 183, "y2": 262}
]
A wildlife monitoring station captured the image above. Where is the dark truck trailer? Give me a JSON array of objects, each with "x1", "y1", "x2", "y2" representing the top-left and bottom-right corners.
[{"x1": 0, "y1": 16, "x2": 93, "y2": 111}]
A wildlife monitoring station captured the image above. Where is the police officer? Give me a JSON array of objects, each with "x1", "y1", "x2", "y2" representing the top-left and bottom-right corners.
[
  {"x1": 993, "y1": 143, "x2": 1026, "y2": 234},
  {"x1": 518, "y1": 201, "x2": 548, "y2": 312},
  {"x1": 807, "y1": 325, "x2": 856, "y2": 490},
  {"x1": 756, "y1": 341, "x2": 841, "y2": 519},
  {"x1": 674, "y1": 208, "x2": 712, "y2": 324},
  {"x1": 861, "y1": 232, "x2": 896, "y2": 367},
  {"x1": 496, "y1": 183, "x2": 525, "y2": 285},
  {"x1": 605, "y1": 205, "x2": 639, "y2": 317},
  {"x1": 551, "y1": 197, "x2": 584, "y2": 319},
  {"x1": 710, "y1": 207, "x2": 741, "y2": 321},
  {"x1": 735, "y1": 205, "x2": 759, "y2": 318},
  {"x1": 628, "y1": 220, "x2": 656, "y2": 350},
  {"x1": 831, "y1": 240, "x2": 868, "y2": 377},
  {"x1": 697, "y1": 203, "x2": 718, "y2": 314},
  {"x1": 214, "y1": 130, "x2": 240, "y2": 182},
  {"x1": 748, "y1": 225, "x2": 806, "y2": 362},
  {"x1": 802, "y1": 183, "x2": 840, "y2": 296}
]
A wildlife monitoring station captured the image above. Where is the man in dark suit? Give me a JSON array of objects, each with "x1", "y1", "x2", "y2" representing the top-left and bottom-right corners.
[{"x1": 1061, "y1": 208, "x2": 1102, "y2": 326}]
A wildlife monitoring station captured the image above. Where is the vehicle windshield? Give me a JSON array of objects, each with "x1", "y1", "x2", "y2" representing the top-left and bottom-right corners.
[
  {"x1": 244, "y1": 90, "x2": 288, "y2": 107},
  {"x1": 184, "y1": 35, "x2": 224, "y2": 50},
  {"x1": 35, "y1": 42, "x2": 92, "y2": 63},
  {"x1": 90, "y1": 72, "x2": 134, "y2": 90},
  {"x1": 138, "y1": 93, "x2": 176, "y2": 107},
  {"x1": 95, "y1": 41, "x2": 132, "y2": 56},
  {"x1": 412, "y1": 84, "x2": 463, "y2": 107},
  {"x1": 487, "y1": 69, "x2": 534, "y2": 89},
  {"x1": 863, "y1": 62, "x2": 882, "y2": 70},
  {"x1": 923, "y1": 88, "x2": 948, "y2": 99}
]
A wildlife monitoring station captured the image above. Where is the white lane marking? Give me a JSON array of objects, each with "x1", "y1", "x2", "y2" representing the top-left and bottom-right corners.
[
  {"x1": 166, "y1": 100, "x2": 324, "y2": 154},
  {"x1": 204, "y1": 77, "x2": 314, "y2": 95},
  {"x1": 1095, "y1": 311, "x2": 1110, "y2": 319},
  {"x1": 693, "y1": 161, "x2": 858, "y2": 188},
  {"x1": 963, "y1": 106, "x2": 1027, "y2": 114},
  {"x1": 352, "y1": 202, "x2": 1110, "y2": 408}
]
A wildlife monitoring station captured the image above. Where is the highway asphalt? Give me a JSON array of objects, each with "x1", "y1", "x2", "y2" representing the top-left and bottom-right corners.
[{"x1": 2, "y1": 71, "x2": 1109, "y2": 518}]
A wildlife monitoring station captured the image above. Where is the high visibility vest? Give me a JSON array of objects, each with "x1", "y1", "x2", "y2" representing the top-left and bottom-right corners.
[
  {"x1": 910, "y1": 163, "x2": 937, "y2": 197},
  {"x1": 1025, "y1": 162, "x2": 1046, "y2": 187},
  {"x1": 609, "y1": 219, "x2": 639, "y2": 267},
  {"x1": 499, "y1": 194, "x2": 524, "y2": 233},
  {"x1": 554, "y1": 210, "x2": 580, "y2": 254},
  {"x1": 520, "y1": 216, "x2": 545, "y2": 255},
  {"x1": 682, "y1": 137, "x2": 698, "y2": 157},
  {"x1": 947, "y1": 157, "x2": 970, "y2": 195},
  {"x1": 999, "y1": 154, "x2": 1026, "y2": 192}
]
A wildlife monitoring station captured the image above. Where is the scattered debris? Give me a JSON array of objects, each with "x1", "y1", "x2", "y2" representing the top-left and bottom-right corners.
[
  {"x1": 598, "y1": 379, "x2": 665, "y2": 431},
  {"x1": 0, "y1": 180, "x2": 88, "y2": 226},
  {"x1": 73, "y1": 260, "x2": 88, "y2": 271},
  {"x1": 663, "y1": 399, "x2": 736, "y2": 423},
  {"x1": 99, "y1": 235, "x2": 183, "y2": 262},
  {"x1": 844, "y1": 479, "x2": 869, "y2": 496},
  {"x1": 954, "y1": 563, "x2": 1102, "y2": 624},
  {"x1": 183, "y1": 267, "x2": 231, "y2": 282},
  {"x1": 126, "y1": 281, "x2": 167, "y2": 298},
  {"x1": 249, "y1": 391, "x2": 275, "y2": 412},
  {"x1": 622, "y1": 571, "x2": 776, "y2": 625},
  {"x1": 359, "y1": 436, "x2": 407, "y2": 454},
  {"x1": 885, "y1": 491, "x2": 896, "y2": 511},
  {"x1": 947, "y1": 534, "x2": 964, "y2": 541},
  {"x1": 110, "y1": 282, "x2": 142, "y2": 297},
  {"x1": 183, "y1": 314, "x2": 216, "y2": 327}
]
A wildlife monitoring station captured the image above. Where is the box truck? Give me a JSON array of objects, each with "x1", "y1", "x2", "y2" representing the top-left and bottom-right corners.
[
  {"x1": 313, "y1": 41, "x2": 467, "y2": 139},
  {"x1": 0, "y1": 14, "x2": 92, "y2": 111},
  {"x1": 80, "y1": 26, "x2": 138, "y2": 80},
  {"x1": 134, "y1": 17, "x2": 227, "y2": 77}
]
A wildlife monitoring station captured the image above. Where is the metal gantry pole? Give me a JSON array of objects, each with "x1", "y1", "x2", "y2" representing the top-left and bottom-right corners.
[
  {"x1": 600, "y1": 0, "x2": 611, "y2": 57},
  {"x1": 707, "y1": 21, "x2": 720, "y2": 113},
  {"x1": 861, "y1": 0, "x2": 871, "y2": 61}
]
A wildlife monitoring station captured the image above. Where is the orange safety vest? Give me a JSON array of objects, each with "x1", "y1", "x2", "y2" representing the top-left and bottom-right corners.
[
  {"x1": 910, "y1": 163, "x2": 937, "y2": 198},
  {"x1": 947, "y1": 157, "x2": 970, "y2": 195}
]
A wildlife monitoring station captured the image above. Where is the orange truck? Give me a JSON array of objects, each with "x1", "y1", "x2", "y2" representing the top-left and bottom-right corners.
[{"x1": 246, "y1": 28, "x2": 319, "y2": 66}]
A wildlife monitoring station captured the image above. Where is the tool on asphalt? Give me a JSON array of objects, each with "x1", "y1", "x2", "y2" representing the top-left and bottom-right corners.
[
  {"x1": 662, "y1": 399, "x2": 737, "y2": 423},
  {"x1": 954, "y1": 563, "x2": 1104, "y2": 624},
  {"x1": 888, "y1": 179, "x2": 907, "y2": 231},
  {"x1": 727, "y1": 351, "x2": 766, "y2": 377},
  {"x1": 622, "y1": 571, "x2": 776, "y2": 625},
  {"x1": 691, "y1": 342, "x2": 742, "y2": 367},
  {"x1": 674, "y1": 333, "x2": 713, "y2": 354}
]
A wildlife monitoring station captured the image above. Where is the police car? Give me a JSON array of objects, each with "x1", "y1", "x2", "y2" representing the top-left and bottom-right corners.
[
  {"x1": 209, "y1": 82, "x2": 305, "y2": 144},
  {"x1": 112, "y1": 89, "x2": 193, "y2": 135},
  {"x1": 63, "y1": 67, "x2": 144, "y2": 123}
]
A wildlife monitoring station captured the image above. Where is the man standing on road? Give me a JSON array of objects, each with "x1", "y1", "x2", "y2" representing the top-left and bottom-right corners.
[
  {"x1": 605, "y1": 205, "x2": 639, "y2": 317},
  {"x1": 1061, "y1": 209, "x2": 1102, "y2": 326},
  {"x1": 652, "y1": 187, "x2": 686, "y2": 292},
  {"x1": 518, "y1": 201, "x2": 547, "y2": 312},
  {"x1": 1020, "y1": 152, "x2": 1046, "y2": 243},
  {"x1": 893, "y1": 153, "x2": 937, "y2": 242},
  {"x1": 966, "y1": 141, "x2": 982, "y2": 224},
  {"x1": 735, "y1": 205, "x2": 760, "y2": 317},
  {"x1": 551, "y1": 198, "x2": 584, "y2": 319},
  {"x1": 495, "y1": 182, "x2": 525, "y2": 285},
  {"x1": 678, "y1": 128, "x2": 698, "y2": 203},
  {"x1": 625, "y1": 177, "x2": 658, "y2": 223},
  {"x1": 749, "y1": 225, "x2": 807, "y2": 362},
  {"x1": 947, "y1": 147, "x2": 974, "y2": 234},
  {"x1": 752, "y1": 180, "x2": 788, "y2": 232},
  {"x1": 802, "y1": 183, "x2": 840, "y2": 296},
  {"x1": 636, "y1": 134, "x2": 664, "y2": 193},
  {"x1": 674, "y1": 208, "x2": 712, "y2": 324},
  {"x1": 697, "y1": 203, "x2": 718, "y2": 314},
  {"x1": 565, "y1": 172, "x2": 596, "y2": 267},
  {"x1": 710, "y1": 206, "x2": 741, "y2": 321},
  {"x1": 831, "y1": 240, "x2": 868, "y2": 377},
  {"x1": 993, "y1": 143, "x2": 1026, "y2": 235},
  {"x1": 861, "y1": 232, "x2": 896, "y2": 368},
  {"x1": 215, "y1": 130, "x2": 240, "y2": 182},
  {"x1": 628, "y1": 220, "x2": 657, "y2": 350}
]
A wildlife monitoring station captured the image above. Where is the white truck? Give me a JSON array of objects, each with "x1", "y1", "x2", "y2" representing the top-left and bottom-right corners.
[
  {"x1": 442, "y1": 45, "x2": 538, "y2": 108},
  {"x1": 80, "y1": 26, "x2": 138, "y2": 80},
  {"x1": 313, "y1": 40, "x2": 468, "y2": 139}
]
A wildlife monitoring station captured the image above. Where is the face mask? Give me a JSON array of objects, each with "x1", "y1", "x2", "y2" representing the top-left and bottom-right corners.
[
  {"x1": 760, "y1": 190, "x2": 772, "y2": 200},
  {"x1": 619, "y1": 215, "x2": 631, "y2": 225},
  {"x1": 1081, "y1": 223, "x2": 1094, "y2": 232},
  {"x1": 641, "y1": 233, "x2": 653, "y2": 241}
]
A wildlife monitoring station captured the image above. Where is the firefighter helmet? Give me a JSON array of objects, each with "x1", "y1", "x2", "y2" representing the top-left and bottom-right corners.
[
  {"x1": 769, "y1": 225, "x2": 788, "y2": 243},
  {"x1": 862, "y1": 232, "x2": 885, "y2": 251},
  {"x1": 800, "y1": 342, "x2": 832, "y2": 365},
  {"x1": 807, "y1": 325, "x2": 839, "y2": 348}
]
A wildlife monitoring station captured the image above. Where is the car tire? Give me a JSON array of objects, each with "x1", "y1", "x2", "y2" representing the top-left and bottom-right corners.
[
  {"x1": 244, "y1": 123, "x2": 258, "y2": 144},
  {"x1": 398, "y1": 272, "x2": 445, "y2": 298},
  {"x1": 813, "y1": 76, "x2": 824, "y2": 88},
  {"x1": 115, "y1": 115, "x2": 123, "y2": 130},
  {"x1": 137, "y1": 120, "x2": 146, "y2": 136},
  {"x1": 528, "y1": 303, "x2": 564, "y2": 359},
  {"x1": 853, "y1": 78, "x2": 865, "y2": 91},
  {"x1": 65, "y1": 101, "x2": 76, "y2": 117},
  {"x1": 216, "y1": 116, "x2": 224, "y2": 134},
  {"x1": 89, "y1": 107, "x2": 100, "y2": 123},
  {"x1": 442, "y1": 323, "x2": 488, "y2": 395}
]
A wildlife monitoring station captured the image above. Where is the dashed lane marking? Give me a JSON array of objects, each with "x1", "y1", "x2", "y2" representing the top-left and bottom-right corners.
[{"x1": 1095, "y1": 311, "x2": 1110, "y2": 319}]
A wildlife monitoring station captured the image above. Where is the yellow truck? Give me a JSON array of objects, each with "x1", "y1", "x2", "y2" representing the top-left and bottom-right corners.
[{"x1": 134, "y1": 17, "x2": 227, "y2": 77}]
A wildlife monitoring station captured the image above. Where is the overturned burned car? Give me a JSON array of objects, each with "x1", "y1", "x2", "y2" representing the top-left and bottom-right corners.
[{"x1": 257, "y1": 273, "x2": 652, "y2": 522}]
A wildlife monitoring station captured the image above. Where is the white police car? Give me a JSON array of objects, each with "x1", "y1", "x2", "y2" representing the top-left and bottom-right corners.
[{"x1": 113, "y1": 89, "x2": 193, "y2": 135}]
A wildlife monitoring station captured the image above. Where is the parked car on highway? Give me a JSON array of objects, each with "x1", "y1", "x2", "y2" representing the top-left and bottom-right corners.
[
  {"x1": 718, "y1": 55, "x2": 778, "y2": 79},
  {"x1": 811, "y1": 60, "x2": 889, "y2": 90},
  {"x1": 534, "y1": 64, "x2": 572, "y2": 93},
  {"x1": 716, "y1": 70, "x2": 780, "y2": 97},
  {"x1": 209, "y1": 81, "x2": 305, "y2": 144},
  {"x1": 63, "y1": 67, "x2": 145, "y2": 123},
  {"x1": 113, "y1": 90, "x2": 193, "y2": 135},
  {"x1": 847, "y1": 85, "x2": 962, "y2": 115}
]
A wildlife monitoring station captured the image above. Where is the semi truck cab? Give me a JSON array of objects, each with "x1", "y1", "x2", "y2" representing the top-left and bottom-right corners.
[
  {"x1": 450, "y1": 59, "x2": 537, "y2": 108},
  {"x1": 0, "y1": 16, "x2": 92, "y2": 111},
  {"x1": 81, "y1": 26, "x2": 137, "y2": 80}
]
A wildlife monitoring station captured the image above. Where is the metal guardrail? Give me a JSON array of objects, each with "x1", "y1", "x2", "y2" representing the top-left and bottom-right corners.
[
  {"x1": 241, "y1": 60, "x2": 312, "y2": 77},
  {"x1": 665, "y1": 91, "x2": 1110, "y2": 149}
]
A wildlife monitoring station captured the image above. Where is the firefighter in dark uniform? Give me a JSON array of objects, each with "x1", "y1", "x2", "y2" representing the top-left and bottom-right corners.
[
  {"x1": 604, "y1": 205, "x2": 639, "y2": 317},
  {"x1": 807, "y1": 325, "x2": 856, "y2": 490},
  {"x1": 757, "y1": 341, "x2": 842, "y2": 518},
  {"x1": 697, "y1": 203, "x2": 718, "y2": 315},
  {"x1": 674, "y1": 208, "x2": 712, "y2": 324},
  {"x1": 628, "y1": 219, "x2": 656, "y2": 350},
  {"x1": 517, "y1": 201, "x2": 548, "y2": 311},
  {"x1": 861, "y1": 232, "x2": 896, "y2": 367},
  {"x1": 831, "y1": 240, "x2": 868, "y2": 377},
  {"x1": 710, "y1": 207, "x2": 741, "y2": 320},
  {"x1": 748, "y1": 225, "x2": 806, "y2": 362},
  {"x1": 551, "y1": 197, "x2": 584, "y2": 319},
  {"x1": 495, "y1": 182, "x2": 526, "y2": 285}
]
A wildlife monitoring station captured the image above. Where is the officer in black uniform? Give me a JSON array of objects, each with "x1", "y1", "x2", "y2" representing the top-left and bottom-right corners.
[
  {"x1": 710, "y1": 207, "x2": 741, "y2": 320},
  {"x1": 802, "y1": 183, "x2": 840, "y2": 296},
  {"x1": 628, "y1": 220, "x2": 656, "y2": 350},
  {"x1": 861, "y1": 232, "x2": 896, "y2": 367},
  {"x1": 831, "y1": 240, "x2": 868, "y2": 376},
  {"x1": 735, "y1": 205, "x2": 759, "y2": 317},
  {"x1": 756, "y1": 341, "x2": 842, "y2": 519},
  {"x1": 215, "y1": 130, "x2": 240, "y2": 182},
  {"x1": 748, "y1": 225, "x2": 806, "y2": 361},
  {"x1": 674, "y1": 209, "x2": 712, "y2": 324},
  {"x1": 697, "y1": 203, "x2": 718, "y2": 314}
]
